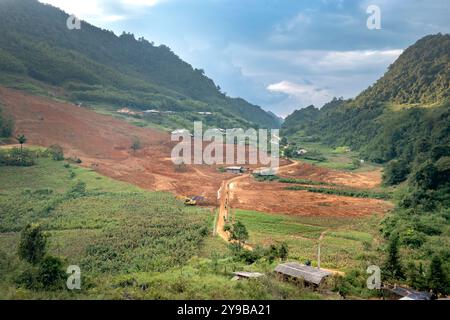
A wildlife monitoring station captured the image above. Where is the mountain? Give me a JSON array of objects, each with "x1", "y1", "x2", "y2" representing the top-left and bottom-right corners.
[
  {"x1": 357, "y1": 34, "x2": 450, "y2": 105},
  {"x1": 282, "y1": 34, "x2": 450, "y2": 160},
  {"x1": 0, "y1": 0, "x2": 280, "y2": 129},
  {"x1": 282, "y1": 35, "x2": 450, "y2": 278},
  {"x1": 282, "y1": 33, "x2": 450, "y2": 204}
]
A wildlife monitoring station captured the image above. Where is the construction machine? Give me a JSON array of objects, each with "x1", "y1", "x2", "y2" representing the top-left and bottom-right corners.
[{"x1": 176, "y1": 195, "x2": 205, "y2": 206}]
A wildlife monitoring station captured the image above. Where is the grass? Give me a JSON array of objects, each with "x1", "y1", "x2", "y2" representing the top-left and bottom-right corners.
[
  {"x1": 234, "y1": 209, "x2": 384, "y2": 271},
  {"x1": 286, "y1": 139, "x2": 381, "y2": 172},
  {"x1": 0, "y1": 153, "x2": 338, "y2": 300},
  {"x1": 254, "y1": 174, "x2": 336, "y2": 186},
  {"x1": 285, "y1": 185, "x2": 391, "y2": 200}
]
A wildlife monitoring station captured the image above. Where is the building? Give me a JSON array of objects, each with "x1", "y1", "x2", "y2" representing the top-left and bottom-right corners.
[
  {"x1": 226, "y1": 166, "x2": 245, "y2": 174},
  {"x1": 275, "y1": 263, "x2": 332, "y2": 286},
  {"x1": 296, "y1": 149, "x2": 308, "y2": 156},
  {"x1": 143, "y1": 109, "x2": 160, "y2": 114},
  {"x1": 231, "y1": 272, "x2": 264, "y2": 281},
  {"x1": 253, "y1": 167, "x2": 277, "y2": 176},
  {"x1": 386, "y1": 285, "x2": 432, "y2": 300},
  {"x1": 198, "y1": 112, "x2": 213, "y2": 116}
]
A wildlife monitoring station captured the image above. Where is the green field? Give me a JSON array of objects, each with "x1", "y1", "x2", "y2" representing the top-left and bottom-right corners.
[
  {"x1": 0, "y1": 154, "x2": 335, "y2": 300},
  {"x1": 283, "y1": 138, "x2": 382, "y2": 171},
  {"x1": 234, "y1": 209, "x2": 384, "y2": 271}
]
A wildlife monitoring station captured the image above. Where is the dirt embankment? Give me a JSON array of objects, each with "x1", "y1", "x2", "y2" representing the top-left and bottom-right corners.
[
  {"x1": 279, "y1": 161, "x2": 383, "y2": 189},
  {"x1": 1, "y1": 87, "x2": 392, "y2": 217},
  {"x1": 0, "y1": 87, "x2": 231, "y2": 205}
]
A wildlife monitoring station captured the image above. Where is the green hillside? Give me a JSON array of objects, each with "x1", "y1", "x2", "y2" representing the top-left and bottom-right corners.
[
  {"x1": 0, "y1": 0, "x2": 280, "y2": 129},
  {"x1": 282, "y1": 33, "x2": 450, "y2": 294}
]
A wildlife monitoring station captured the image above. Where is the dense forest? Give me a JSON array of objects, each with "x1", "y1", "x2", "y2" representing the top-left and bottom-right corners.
[
  {"x1": 0, "y1": 0, "x2": 280, "y2": 129},
  {"x1": 282, "y1": 34, "x2": 450, "y2": 294}
]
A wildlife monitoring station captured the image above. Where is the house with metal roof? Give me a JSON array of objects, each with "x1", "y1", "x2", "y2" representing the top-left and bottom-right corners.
[
  {"x1": 231, "y1": 272, "x2": 264, "y2": 281},
  {"x1": 226, "y1": 166, "x2": 245, "y2": 174},
  {"x1": 387, "y1": 285, "x2": 432, "y2": 300},
  {"x1": 275, "y1": 263, "x2": 332, "y2": 286}
]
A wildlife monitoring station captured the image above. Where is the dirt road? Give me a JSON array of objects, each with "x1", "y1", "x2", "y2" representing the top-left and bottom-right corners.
[
  {"x1": 216, "y1": 173, "x2": 252, "y2": 249},
  {"x1": 215, "y1": 161, "x2": 297, "y2": 249}
]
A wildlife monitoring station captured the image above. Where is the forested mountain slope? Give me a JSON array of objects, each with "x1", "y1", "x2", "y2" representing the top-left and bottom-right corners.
[
  {"x1": 0, "y1": 0, "x2": 280, "y2": 129},
  {"x1": 282, "y1": 34, "x2": 450, "y2": 293}
]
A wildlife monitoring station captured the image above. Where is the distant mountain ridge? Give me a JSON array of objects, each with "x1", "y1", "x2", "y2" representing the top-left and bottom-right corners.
[{"x1": 0, "y1": 0, "x2": 280, "y2": 129}]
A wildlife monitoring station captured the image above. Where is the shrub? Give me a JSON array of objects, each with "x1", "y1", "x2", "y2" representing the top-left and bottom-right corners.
[
  {"x1": 15, "y1": 268, "x2": 38, "y2": 290},
  {"x1": 18, "y1": 223, "x2": 47, "y2": 265},
  {"x1": 0, "y1": 148, "x2": 35, "y2": 166},
  {"x1": 37, "y1": 256, "x2": 66, "y2": 290},
  {"x1": 67, "y1": 181, "x2": 86, "y2": 197},
  {"x1": 47, "y1": 144, "x2": 64, "y2": 161}
]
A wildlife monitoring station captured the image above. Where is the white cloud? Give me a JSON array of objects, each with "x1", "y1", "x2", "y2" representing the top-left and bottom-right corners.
[
  {"x1": 121, "y1": 0, "x2": 164, "y2": 6},
  {"x1": 39, "y1": 0, "x2": 166, "y2": 22},
  {"x1": 284, "y1": 49, "x2": 403, "y2": 73},
  {"x1": 267, "y1": 81, "x2": 333, "y2": 109},
  {"x1": 40, "y1": 0, "x2": 103, "y2": 18}
]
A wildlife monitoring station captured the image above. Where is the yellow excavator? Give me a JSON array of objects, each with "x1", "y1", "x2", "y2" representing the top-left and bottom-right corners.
[{"x1": 176, "y1": 195, "x2": 204, "y2": 206}]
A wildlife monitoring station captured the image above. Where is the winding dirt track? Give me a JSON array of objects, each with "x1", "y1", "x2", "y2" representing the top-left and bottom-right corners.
[{"x1": 216, "y1": 173, "x2": 252, "y2": 249}]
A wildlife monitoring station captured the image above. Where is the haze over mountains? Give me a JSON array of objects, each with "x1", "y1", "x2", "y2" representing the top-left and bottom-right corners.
[{"x1": 0, "y1": 0, "x2": 280, "y2": 129}]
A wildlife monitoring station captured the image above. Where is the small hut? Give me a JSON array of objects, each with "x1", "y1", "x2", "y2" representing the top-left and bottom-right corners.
[{"x1": 231, "y1": 272, "x2": 264, "y2": 281}]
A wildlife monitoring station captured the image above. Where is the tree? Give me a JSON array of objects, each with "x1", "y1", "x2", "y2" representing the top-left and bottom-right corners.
[
  {"x1": 37, "y1": 256, "x2": 66, "y2": 290},
  {"x1": 279, "y1": 242, "x2": 289, "y2": 261},
  {"x1": 406, "y1": 262, "x2": 427, "y2": 291},
  {"x1": 383, "y1": 159, "x2": 410, "y2": 185},
  {"x1": 334, "y1": 275, "x2": 351, "y2": 300},
  {"x1": 226, "y1": 221, "x2": 249, "y2": 247},
  {"x1": 16, "y1": 134, "x2": 27, "y2": 152},
  {"x1": 427, "y1": 256, "x2": 449, "y2": 297},
  {"x1": 18, "y1": 223, "x2": 47, "y2": 265},
  {"x1": 131, "y1": 136, "x2": 141, "y2": 154},
  {"x1": 384, "y1": 235, "x2": 404, "y2": 280}
]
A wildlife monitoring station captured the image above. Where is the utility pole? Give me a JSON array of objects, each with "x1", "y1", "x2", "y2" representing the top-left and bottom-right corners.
[{"x1": 318, "y1": 242, "x2": 321, "y2": 269}]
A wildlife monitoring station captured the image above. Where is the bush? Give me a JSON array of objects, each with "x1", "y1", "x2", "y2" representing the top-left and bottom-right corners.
[
  {"x1": 18, "y1": 223, "x2": 47, "y2": 265},
  {"x1": 67, "y1": 181, "x2": 86, "y2": 197},
  {"x1": 0, "y1": 148, "x2": 35, "y2": 166},
  {"x1": 37, "y1": 256, "x2": 66, "y2": 290},
  {"x1": 15, "y1": 268, "x2": 38, "y2": 290},
  {"x1": 47, "y1": 144, "x2": 64, "y2": 161}
]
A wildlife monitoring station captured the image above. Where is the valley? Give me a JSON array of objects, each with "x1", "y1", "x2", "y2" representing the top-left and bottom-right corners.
[
  {"x1": 0, "y1": 0, "x2": 448, "y2": 302},
  {"x1": 0, "y1": 85, "x2": 393, "y2": 299}
]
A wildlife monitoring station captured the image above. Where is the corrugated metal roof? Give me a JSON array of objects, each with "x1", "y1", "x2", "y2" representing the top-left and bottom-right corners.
[
  {"x1": 275, "y1": 263, "x2": 332, "y2": 285},
  {"x1": 233, "y1": 272, "x2": 264, "y2": 278},
  {"x1": 391, "y1": 286, "x2": 432, "y2": 300}
]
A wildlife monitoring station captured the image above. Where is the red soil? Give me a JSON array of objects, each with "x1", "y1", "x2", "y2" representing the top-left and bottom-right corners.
[{"x1": 1, "y1": 87, "x2": 392, "y2": 216}]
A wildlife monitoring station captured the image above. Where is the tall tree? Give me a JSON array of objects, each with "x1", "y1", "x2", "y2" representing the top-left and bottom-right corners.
[
  {"x1": 427, "y1": 256, "x2": 449, "y2": 297},
  {"x1": 16, "y1": 134, "x2": 27, "y2": 152},
  {"x1": 384, "y1": 235, "x2": 404, "y2": 280},
  {"x1": 225, "y1": 221, "x2": 249, "y2": 248}
]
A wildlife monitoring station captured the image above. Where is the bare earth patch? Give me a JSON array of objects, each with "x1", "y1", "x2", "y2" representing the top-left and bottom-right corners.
[{"x1": 1, "y1": 87, "x2": 392, "y2": 216}]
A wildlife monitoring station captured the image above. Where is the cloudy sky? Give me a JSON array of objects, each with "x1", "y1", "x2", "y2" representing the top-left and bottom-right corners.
[{"x1": 39, "y1": 0, "x2": 450, "y2": 117}]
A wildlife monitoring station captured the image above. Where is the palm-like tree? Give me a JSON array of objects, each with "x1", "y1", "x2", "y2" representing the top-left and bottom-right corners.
[{"x1": 17, "y1": 134, "x2": 27, "y2": 152}]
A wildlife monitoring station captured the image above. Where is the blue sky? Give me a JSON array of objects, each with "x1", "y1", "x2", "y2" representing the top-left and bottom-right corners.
[{"x1": 40, "y1": 0, "x2": 450, "y2": 117}]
